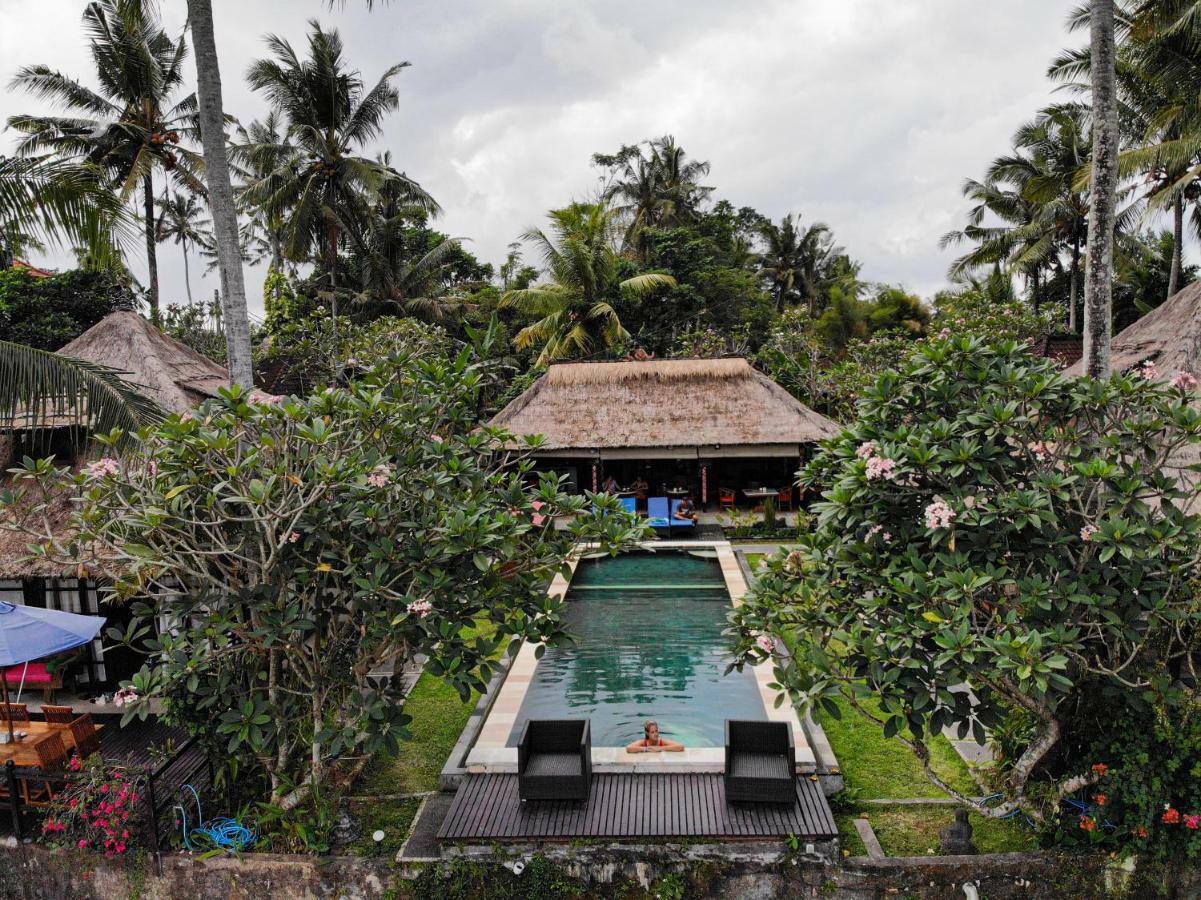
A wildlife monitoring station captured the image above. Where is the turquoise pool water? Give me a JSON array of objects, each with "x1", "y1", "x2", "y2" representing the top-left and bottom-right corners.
[{"x1": 507, "y1": 551, "x2": 765, "y2": 748}]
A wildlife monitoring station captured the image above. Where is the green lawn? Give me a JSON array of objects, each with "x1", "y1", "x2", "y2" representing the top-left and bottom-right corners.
[
  {"x1": 347, "y1": 651, "x2": 488, "y2": 855},
  {"x1": 818, "y1": 697, "x2": 977, "y2": 799},
  {"x1": 854, "y1": 808, "x2": 1037, "y2": 856}
]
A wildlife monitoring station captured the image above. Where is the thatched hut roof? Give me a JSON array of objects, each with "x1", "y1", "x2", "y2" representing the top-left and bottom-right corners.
[
  {"x1": 1064, "y1": 281, "x2": 1201, "y2": 377},
  {"x1": 488, "y1": 357, "x2": 839, "y2": 455},
  {"x1": 1, "y1": 312, "x2": 228, "y2": 577},
  {"x1": 57, "y1": 310, "x2": 229, "y2": 413}
]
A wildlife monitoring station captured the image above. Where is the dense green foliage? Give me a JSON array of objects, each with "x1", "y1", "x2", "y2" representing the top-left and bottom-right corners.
[
  {"x1": 2, "y1": 350, "x2": 652, "y2": 816},
  {"x1": 732, "y1": 339, "x2": 1201, "y2": 831},
  {"x1": 0, "y1": 268, "x2": 135, "y2": 349}
]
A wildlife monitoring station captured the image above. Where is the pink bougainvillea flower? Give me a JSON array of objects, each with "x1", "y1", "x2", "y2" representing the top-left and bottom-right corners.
[
  {"x1": 85, "y1": 458, "x2": 120, "y2": 479},
  {"x1": 1185, "y1": 814, "x2": 1201, "y2": 830},
  {"x1": 407, "y1": 598, "x2": 434, "y2": 618},
  {"x1": 366, "y1": 462, "x2": 393, "y2": 488},
  {"x1": 1079, "y1": 815, "x2": 1096, "y2": 832},
  {"x1": 865, "y1": 456, "x2": 898, "y2": 481},
  {"x1": 923, "y1": 498, "x2": 955, "y2": 529},
  {"x1": 1171, "y1": 371, "x2": 1198, "y2": 392}
]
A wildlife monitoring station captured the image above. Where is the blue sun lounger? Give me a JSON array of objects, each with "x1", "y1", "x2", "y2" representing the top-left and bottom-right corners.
[
  {"x1": 646, "y1": 496, "x2": 670, "y2": 529},
  {"x1": 619, "y1": 497, "x2": 637, "y2": 515}
]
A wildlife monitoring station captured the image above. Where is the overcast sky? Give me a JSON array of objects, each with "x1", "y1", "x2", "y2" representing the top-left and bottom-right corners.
[{"x1": 0, "y1": 0, "x2": 1081, "y2": 318}]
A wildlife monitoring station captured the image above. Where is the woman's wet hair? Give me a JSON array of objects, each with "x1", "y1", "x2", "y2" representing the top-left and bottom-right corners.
[{"x1": 644, "y1": 719, "x2": 658, "y2": 737}]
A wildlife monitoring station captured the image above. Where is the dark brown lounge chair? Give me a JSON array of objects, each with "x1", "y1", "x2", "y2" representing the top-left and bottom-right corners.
[
  {"x1": 724, "y1": 720, "x2": 796, "y2": 804},
  {"x1": 518, "y1": 719, "x2": 592, "y2": 802}
]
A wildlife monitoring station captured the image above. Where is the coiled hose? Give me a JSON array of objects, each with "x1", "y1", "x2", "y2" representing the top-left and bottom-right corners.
[{"x1": 175, "y1": 784, "x2": 257, "y2": 853}]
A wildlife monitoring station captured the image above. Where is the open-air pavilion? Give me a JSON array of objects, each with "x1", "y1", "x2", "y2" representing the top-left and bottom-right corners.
[{"x1": 487, "y1": 356, "x2": 839, "y2": 511}]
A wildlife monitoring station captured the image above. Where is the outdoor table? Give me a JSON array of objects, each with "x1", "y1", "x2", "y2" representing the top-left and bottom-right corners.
[
  {"x1": 0, "y1": 720, "x2": 103, "y2": 766},
  {"x1": 0, "y1": 731, "x2": 56, "y2": 768},
  {"x1": 664, "y1": 487, "x2": 689, "y2": 497},
  {"x1": 742, "y1": 488, "x2": 778, "y2": 500}
]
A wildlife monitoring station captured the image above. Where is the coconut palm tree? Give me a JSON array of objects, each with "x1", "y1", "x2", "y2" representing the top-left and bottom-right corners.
[
  {"x1": 230, "y1": 112, "x2": 298, "y2": 275},
  {"x1": 598, "y1": 136, "x2": 712, "y2": 257},
  {"x1": 244, "y1": 21, "x2": 438, "y2": 288},
  {"x1": 755, "y1": 214, "x2": 844, "y2": 315},
  {"x1": 7, "y1": 0, "x2": 203, "y2": 324},
  {"x1": 1084, "y1": 0, "x2": 1121, "y2": 375},
  {"x1": 500, "y1": 203, "x2": 676, "y2": 364},
  {"x1": 0, "y1": 155, "x2": 130, "y2": 268},
  {"x1": 185, "y1": 0, "x2": 255, "y2": 388},
  {"x1": 156, "y1": 191, "x2": 212, "y2": 305}
]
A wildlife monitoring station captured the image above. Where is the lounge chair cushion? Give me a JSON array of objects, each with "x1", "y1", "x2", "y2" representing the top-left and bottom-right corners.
[
  {"x1": 3, "y1": 663, "x2": 53, "y2": 684},
  {"x1": 728, "y1": 752, "x2": 790, "y2": 781},
  {"x1": 524, "y1": 752, "x2": 584, "y2": 778}
]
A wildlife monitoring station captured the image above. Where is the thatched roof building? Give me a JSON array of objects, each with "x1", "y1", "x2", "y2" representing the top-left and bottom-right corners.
[
  {"x1": 57, "y1": 310, "x2": 229, "y2": 413},
  {"x1": 1, "y1": 311, "x2": 229, "y2": 576},
  {"x1": 1064, "y1": 281, "x2": 1201, "y2": 377},
  {"x1": 490, "y1": 357, "x2": 838, "y2": 458}
]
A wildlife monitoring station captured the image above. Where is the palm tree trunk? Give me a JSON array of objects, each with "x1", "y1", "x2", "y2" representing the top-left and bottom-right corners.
[
  {"x1": 182, "y1": 239, "x2": 193, "y2": 305},
  {"x1": 1032, "y1": 268, "x2": 1040, "y2": 313},
  {"x1": 143, "y1": 173, "x2": 159, "y2": 324},
  {"x1": 187, "y1": 0, "x2": 255, "y2": 389},
  {"x1": 1169, "y1": 195, "x2": 1184, "y2": 300},
  {"x1": 1084, "y1": 0, "x2": 1118, "y2": 378},
  {"x1": 1069, "y1": 236, "x2": 1081, "y2": 333}
]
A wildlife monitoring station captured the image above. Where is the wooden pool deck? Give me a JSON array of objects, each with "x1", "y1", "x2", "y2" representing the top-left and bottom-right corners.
[{"x1": 437, "y1": 773, "x2": 838, "y2": 843}]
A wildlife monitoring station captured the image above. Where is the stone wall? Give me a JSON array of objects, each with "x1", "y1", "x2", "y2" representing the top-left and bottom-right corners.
[{"x1": 2, "y1": 843, "x2": 1198, "y2": 899}]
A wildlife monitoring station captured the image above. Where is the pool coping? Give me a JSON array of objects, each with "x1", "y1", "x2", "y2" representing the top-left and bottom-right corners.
[{"x1": 461, "y1": 540, "x2": 817, "y2": 775}]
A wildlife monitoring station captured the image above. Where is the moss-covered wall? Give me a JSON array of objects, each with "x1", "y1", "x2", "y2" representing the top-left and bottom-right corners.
[{"x1": 2, "y1": 844, "x2": 1197, "y2": 899}]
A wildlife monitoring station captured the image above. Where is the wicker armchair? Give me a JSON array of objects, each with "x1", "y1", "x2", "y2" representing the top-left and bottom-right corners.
[
  {"x1": 724, "y1": 720, "x2": 796, "y2": 804},
  {"x1": 517, "y1": 719, "x2": 592, "y2": 802}
]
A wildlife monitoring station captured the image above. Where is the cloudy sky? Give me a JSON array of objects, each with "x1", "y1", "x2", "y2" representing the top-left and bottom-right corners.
[{"x1": 0, "y1": 0, "x2": 1080, "y2": 317}]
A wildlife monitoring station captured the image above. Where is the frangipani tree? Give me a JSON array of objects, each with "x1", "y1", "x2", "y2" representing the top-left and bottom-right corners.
[
  {"x1": 2, "y1": 349, "x2": 651, "y2": 810},
  {"x1": 731, "y1": 338, "x2": 1201, "y2": 822}
]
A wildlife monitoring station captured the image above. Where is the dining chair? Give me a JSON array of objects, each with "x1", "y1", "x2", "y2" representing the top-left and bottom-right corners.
[
  {"x1": 22, "y1": 732, "x2": 68, "y2": 806},
  {"x1": 718, "y1": 487, "x2": 736, "y2": 510},
  {"x1": 69, "y1": 714, "x2": 102, "y2": 760},
  {"x1": 776, "y1": 487, "x2": 794, "y2": 511},
  {"x1": 41, "y1": 705, "x2": 76, "y2": 725},
  {"x1": 0, "y1": 704, "x2": 30, "y2": 725}
]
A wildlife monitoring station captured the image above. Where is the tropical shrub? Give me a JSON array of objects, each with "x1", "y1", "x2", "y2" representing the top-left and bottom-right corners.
[
  {"x1": 3, "y1": 349, "x2": 652, "y2": 816},
  {"x1": 731, "y1": 338, "x2": 1201, "y2": 825}
]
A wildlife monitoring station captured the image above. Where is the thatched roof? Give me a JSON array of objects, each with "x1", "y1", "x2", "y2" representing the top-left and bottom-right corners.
[
  {"x1": 488, "y1": 357, "x2": 839, "y2": 453},
  {"x1": 1064, "y1": 281, "x2": 1201, "y2": 377},
  {"x1": 1, "y1": 312, "x2": 228, "y2": 577},
  {"x1": 57, "y1": 310, "x2": 229, "y2": 413}
]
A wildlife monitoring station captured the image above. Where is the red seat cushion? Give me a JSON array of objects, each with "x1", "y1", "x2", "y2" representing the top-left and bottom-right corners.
[{"x1": 3, "y1": 663, "x2": 53, "y2": 684}]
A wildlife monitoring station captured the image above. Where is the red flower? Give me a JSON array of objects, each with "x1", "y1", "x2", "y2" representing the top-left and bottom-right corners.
[
  {"x1": 1163, "y1": 807, "x2": 1181, "y2": 825},
  {"x1": 1091, "y1": 763, "x2": 1109, "y2": 776},
  {"x1": 1079, "y1": 815, "x2": 1097, "y2": 832},
  {"x1": 1185, "y1": 814, "x2": 1201, "y2": 831},
  {"x1": 1094, "y1": 794, "x2": 1106, "y2": 806},
  {"x1": 1133, "y1": 825, "x2": 1148, "y2": 838}
]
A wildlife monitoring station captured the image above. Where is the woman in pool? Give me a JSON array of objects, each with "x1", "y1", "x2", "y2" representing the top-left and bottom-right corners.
[{"x1": 626, "y1": 719, "x2": 685, "y2": 753}]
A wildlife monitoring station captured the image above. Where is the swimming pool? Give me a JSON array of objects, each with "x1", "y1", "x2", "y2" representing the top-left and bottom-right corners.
[{"x1": 506, "y1": 551, "x2": 765, "y2": 748}]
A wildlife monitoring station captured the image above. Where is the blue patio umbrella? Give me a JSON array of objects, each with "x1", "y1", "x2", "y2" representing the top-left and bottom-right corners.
[{"x1": 0, "y1": 601, "x2": 105, "y2": 742}]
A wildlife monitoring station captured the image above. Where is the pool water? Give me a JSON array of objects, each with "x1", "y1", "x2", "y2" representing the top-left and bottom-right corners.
[{"x1": 507, "y1": 551, "x2": 765, "y2": 748}]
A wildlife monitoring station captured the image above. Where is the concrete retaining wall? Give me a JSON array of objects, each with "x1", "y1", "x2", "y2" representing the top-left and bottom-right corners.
[{"x1": 3, "y1": 842, "x2": 1199, "y2": 899}]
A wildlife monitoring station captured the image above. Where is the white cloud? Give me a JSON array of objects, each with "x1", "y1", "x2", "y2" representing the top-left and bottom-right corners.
[{"x1": 1, "y1": 0, "x2": 1079, "y2": 316}]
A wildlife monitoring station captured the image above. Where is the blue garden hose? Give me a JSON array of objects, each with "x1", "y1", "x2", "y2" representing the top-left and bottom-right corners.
[{"x1": 175, "y1": 784, "x2": 257, "y2": 853}]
